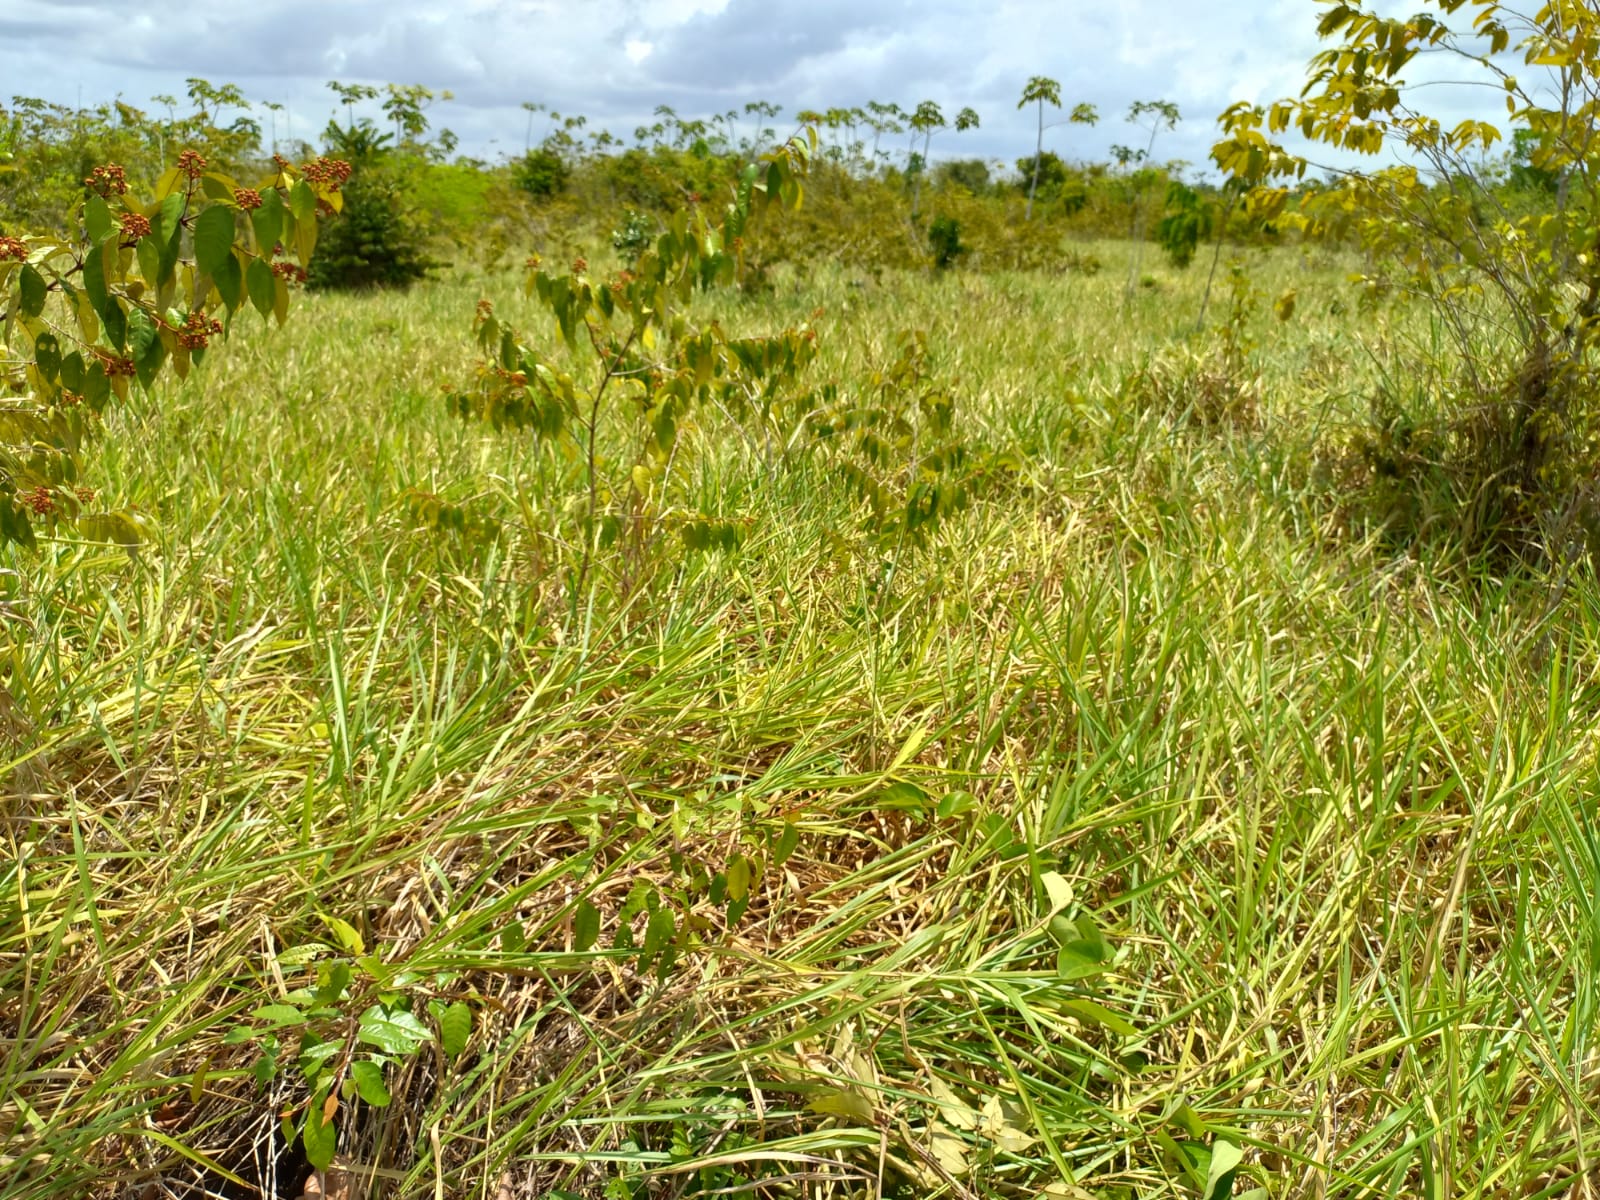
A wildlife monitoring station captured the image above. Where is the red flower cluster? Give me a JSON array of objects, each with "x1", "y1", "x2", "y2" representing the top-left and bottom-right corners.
[
  {"x1": 176, "y1": 150, "x2": 208, "y2": 181},
  {"x1": 270, "y1": 261, "x2": 307, "y2": 284},
  {"x1": 176, "y1": 311, "x2": 224, "y2": 351},
  {"x1": 21, "y1": 486, "x2": 54, "y2": 517},
  {"x1": 300, "y1": 157, "x2": 353, "y2": 190},
  {"x1": 234, "y1": 187, "x2": 264, "y2": 211},
  {"x1": 0, "y1": 236, "x2": 27, "y2": 262},
  {"x1": 119, "y1": 211, "x2": 152, "y2": 241},
  {"x1": 85, "y1": 164, "x2": 129, "y2": 198}
]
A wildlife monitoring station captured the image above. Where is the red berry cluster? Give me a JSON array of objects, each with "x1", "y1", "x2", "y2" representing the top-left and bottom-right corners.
[
  {"x1": 58, "y1": 390, "x2": 83, "y2": 407},
  {"x1": 524, "y1": 254, "x2": 543, "y2": 270},
  {"x1": 571, "y1": 256, "x2": 589, "y2": 274},
  {"x1": 300, "y1": 157, "x2": 353, "y2": 190},
  {"x1": 273, "y1": 154, "x2": 292, "y2": 172},
  {"x1": 119, "y1": 211, "x2": 152, "y2": 241},
  {"x1": 475, "y1": 298, "x2": 495, "y2": 321},
  {"x1": 85, "y1": 164, "x2": 129, "y2": 198},
  {"x1": 176, "y1": 150, "x2": 208, "y2": 181},
  {"x1": 21, "y1": 486, "x2": 54, "y2": 516},
  {"x1": 0, "y1": 236, "x2": 26, "y2": 262},
  {"x1": 100, "y1": 353, "x2": 137, "y2": 378},
  {"x1": 270, "y1": 261, "x2": 307, "y2": 284},
  {"x1": 74, "y1": 486, "x2": 97, "y2": 504},
  {"x1": 234, "y1": 187, "x2": 264, "y2": 211},
  {"x1": 176, "y1": 311, "x2": 224, "y2": 350}
]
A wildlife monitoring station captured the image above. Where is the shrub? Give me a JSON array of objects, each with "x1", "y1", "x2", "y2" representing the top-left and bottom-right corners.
[
  {"x1": 928, "y1": 215, "x2": 964, "y2": 270},
  {"x1": 1213, "y1": 0, "x2": 1600, "y2": 561},
  {"x1": 511, "y1": 147, "x2": 569, "y2": 200},
  {"x1": 307, "y1": 169, "x2": 434, "y2": 291},
  {"x1": 610, "y1": 208, "x2": 655, "y2": 259}
]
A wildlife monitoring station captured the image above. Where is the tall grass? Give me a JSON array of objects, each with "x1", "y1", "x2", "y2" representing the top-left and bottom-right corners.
[{"x1": 4, "y1": 242, "x2": 1599, "y2": 1199}]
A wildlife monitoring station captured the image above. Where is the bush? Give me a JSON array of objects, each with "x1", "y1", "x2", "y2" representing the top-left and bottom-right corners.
[
  {"x1": 307, "y1": 169, "x2": 435, "y2": 291},
  {"x1": 610, "y1": 208, "x2": 655, "y2": 259},
  {"x1": 512, "y1": 147, "x2": 569, "y2": 201},
  {"x1": 928, "y1": 215, "x2": 964, "y2": 270}
]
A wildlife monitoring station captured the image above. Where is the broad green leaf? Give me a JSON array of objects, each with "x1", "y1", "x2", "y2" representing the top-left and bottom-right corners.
[
  {"x1": 355, "y1": 1005, "x2": 431, "y2": 1056},
  {"x1": 438, "y1": 1002, "x2": 472, "y2": 1059},
  {"x1": 936, "y1": 790, "x2": 975, "y2": 818},
  {"x1": 319, "y1": 915, "x2": 365, "y2": 956},
  {"x1": 33, "y1": 332, "x2": 60, "y2": 381},
  {"x1": 272, "y1": 274, "x2": 290, "y2": 327},
  {"x1": 301, "y1": 1108, "x2": 337, "y2": 1171},
  {"x1": 84, "y1": 195, "x2": 114, "y2": 245},
  {"x1": 83, "y1": 362, "x2": 111, "y2": 409},
  {"x1": 252, "y1": 188, "x2": 284, "y2": 253},
  {"x1": 246, "y1": 256, "x2": 275, "y2": 317},
  {"x1": 573, "y1": 899, "x2": 600, "y2": 951},
  {"x1": 60, "y1": 350, "x2": 85, "y2": 392},
  {"x1": 288, "y1": 179, "x2": 316, "y2": 223},
  {"x1": 1205, "y1": 1139, "x2": 1244, "y2": 1200},
  {"x1": 347, "y1": 1059, "x2": 391, "y2": 1106},
  {"x1": 250, "y1": 1004, "x2": 306, "y2": 1026},
  {"x1": 101, "y1": 297, "x2": 127, "y2": 352},
  {"x1": 1040, "y1": 870, "x2": 1072, "y2": 916},
  {"x1": 1056, "y1": 941, "x2": 1111, "y2": 980},
  {"x1": 642, "y1": 906, "x2": 675, "y2": 963},
  {"x1": 295, "y1": 218, "x2": 317, "y2": 270},
  {"x1": 136, "y1": 235, "x2": 161, "y2": 288},
  {"x1": 213, "y1": 250, "x2": 243, "y2": 312},
  {"x1": 725, "y1": 855, "x2": 752, "y2": 902},
  {"x1": 18, "y1": 263, "x2": 47, "y2": 318},
  {"x1": 773, "y1": 822, "x2": 800, "y2": 864},
  {"x1": 193, "y1": 205, "x2": 236, "y2": 280},
  {"x1": 875, "y1": 781, "x2": 929, "y2": 812},
  {"x1": 81, "y1": 244, "x2": 111, "y2": 318}
]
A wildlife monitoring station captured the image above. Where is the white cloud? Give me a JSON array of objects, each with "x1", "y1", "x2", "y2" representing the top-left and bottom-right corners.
[{"x1": 0, "y1": 0, "x2": 1517, "y2": 173}]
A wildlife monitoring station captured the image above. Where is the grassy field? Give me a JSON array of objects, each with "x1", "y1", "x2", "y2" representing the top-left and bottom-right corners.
[{"x1": 5, "y1": 240, "x2": 1600, "y2": 1200}]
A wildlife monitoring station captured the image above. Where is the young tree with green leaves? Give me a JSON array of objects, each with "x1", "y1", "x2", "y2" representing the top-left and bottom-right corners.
[
  {"x1": 908, "y1": 102, "x2": 979, "y2": 219},
  {"x1": 1018, "y1": 76, "x2": 1099, "y2": 221},
  {"x1": 1121, "y1": 98, "x2": 1180, "y2": 298},
  {"x1": 0, "y1": 147, "x2": 342, "y2": 546},
  {"x1": 1211, "y1": 0, "x2": 1600, "y2": 556}
]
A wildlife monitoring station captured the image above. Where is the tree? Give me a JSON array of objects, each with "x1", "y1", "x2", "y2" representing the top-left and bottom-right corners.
[
  {"x1": 1019, "y1": 76, "x2": 1062, "y2": 221},
  {"x1": 0, "y1": 146, "x2": 342, "y2": 547},
  {"x1": 908, "y1": 102, "x2": 979, "y2": 219},
  {"x1": 1210, "y1": 1, "x2": 1600, "y2": 557},
  {"x1": 306, "y1": 83, "x2": 441, "y2": 291},
  {"x1": 1122, "y1": 99, "x2": 1180, "y2": 297},
  {"x1": 1017, "y1": 78, "x2": 1098, "y2": 222}
]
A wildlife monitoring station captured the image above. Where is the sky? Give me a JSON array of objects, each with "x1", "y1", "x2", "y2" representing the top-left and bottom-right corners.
[{"x1": 2, "y1": 0, "x2": 1518, "y2": 177}]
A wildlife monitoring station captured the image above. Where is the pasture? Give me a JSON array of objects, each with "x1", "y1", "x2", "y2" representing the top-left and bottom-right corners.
[{"x1": 6, "y1": 241, "x2": 1599, "y2": 1199}]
